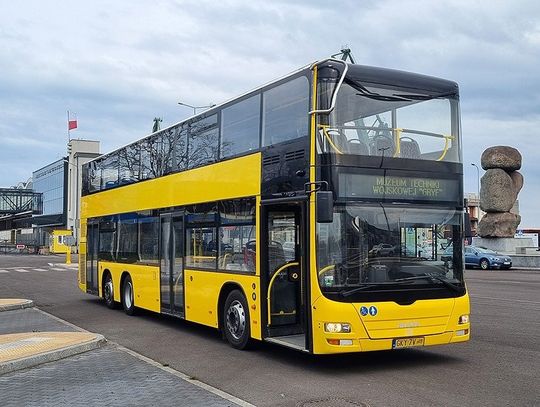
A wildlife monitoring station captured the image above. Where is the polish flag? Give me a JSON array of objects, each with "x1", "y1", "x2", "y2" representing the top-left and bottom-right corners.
[{"x1": 68, "y1": 112, "x2": 78, "y2": 130}]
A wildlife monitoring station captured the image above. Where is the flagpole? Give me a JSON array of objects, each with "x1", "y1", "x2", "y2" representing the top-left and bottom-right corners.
[{"x1": 67, "y1": 110, "x2": 70, "y2": 142}]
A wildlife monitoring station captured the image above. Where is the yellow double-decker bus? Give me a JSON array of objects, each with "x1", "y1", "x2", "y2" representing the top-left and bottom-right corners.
[{"x1": 78, "y1": 59, "x2": 470, "y2": 353}]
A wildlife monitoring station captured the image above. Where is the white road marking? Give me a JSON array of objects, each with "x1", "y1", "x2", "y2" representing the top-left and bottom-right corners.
[
  {"x1": 50, "y1": 268, "x2": 65, "y2": 271},
  {"x1": 16, "y1": 269, "x2": 31, "y2": 273},
  {"x1": 472, "y1": 295, "x2": 540, "y2": 305},
  {"x1": 0, "y1": 269, "x2": 9, "y2": 273},
  {"x1": 33, "y1": 268, "x2": 47, "y2": 272}
]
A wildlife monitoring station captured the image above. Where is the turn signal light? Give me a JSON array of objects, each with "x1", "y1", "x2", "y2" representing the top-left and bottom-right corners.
[{"x1": 326, "y1": 339, "x2": 354, "y2": 346}]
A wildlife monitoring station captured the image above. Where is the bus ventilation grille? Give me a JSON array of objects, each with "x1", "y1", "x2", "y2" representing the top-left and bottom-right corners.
[
  {"x1": 285, "y1": 150, "x2": 305, "y2": 161},
  {"x1": 263, "y1": 155, "x2": 280, "y2": 166}
]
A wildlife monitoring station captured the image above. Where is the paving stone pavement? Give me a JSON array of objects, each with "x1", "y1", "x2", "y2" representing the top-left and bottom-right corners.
[
  {"x1": 0, "y1": 344, "x2": 240, "y2": 407},
  {"x1": 0, "y1": 308, "x2": 78, "y2": 335}
]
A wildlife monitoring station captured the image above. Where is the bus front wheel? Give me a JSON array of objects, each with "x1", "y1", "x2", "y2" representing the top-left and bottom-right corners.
[
  {"x1": 223, "y1": 290, "x2": 251, "y2": 350},
  {"x1": 122, "y1": 275, "x2": 136, "y2": 316},
  {"x1": 103, "y1": 273, "x2": 116, "y2": 309}
]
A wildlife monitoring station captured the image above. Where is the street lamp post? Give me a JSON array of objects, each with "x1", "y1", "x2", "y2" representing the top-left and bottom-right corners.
[
  {"x1": 177, "y1": 102, "x2": 216, "y2": 116},
  {"x1": 471, "y1": 163, "x2": 480, "y2": 198}
]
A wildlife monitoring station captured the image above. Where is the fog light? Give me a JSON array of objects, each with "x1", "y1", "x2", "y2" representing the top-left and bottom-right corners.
[
  {"x1": 324, "y1": 323, "x2": 351, "y2": 333},
  {"x1": 459, "y1": 315, "x2": 469, "y2": 324},
  {"x1": 340, "y1": 339, "x2": 353, "y2": 346},
  {"x1": 455, "y1": 329, "x2": 469, "y2": 336}
]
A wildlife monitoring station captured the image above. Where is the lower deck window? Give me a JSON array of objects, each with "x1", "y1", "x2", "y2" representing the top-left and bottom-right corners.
[{"x1": 186, "y1": 227, "x2": 216, "y2": 269}]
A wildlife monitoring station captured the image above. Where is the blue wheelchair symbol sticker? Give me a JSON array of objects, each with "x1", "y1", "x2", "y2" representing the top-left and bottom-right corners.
[
  {"x1": 360, "y1": 306, "x2": 369, "y2": 316},
  {"x1": 369, "y1": 306, "x2": 378, "y2": 316}
]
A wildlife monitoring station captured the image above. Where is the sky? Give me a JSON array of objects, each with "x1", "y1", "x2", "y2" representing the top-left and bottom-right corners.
[{"x1": 1, "y1": 0, "x2": 539, "y2": 225}]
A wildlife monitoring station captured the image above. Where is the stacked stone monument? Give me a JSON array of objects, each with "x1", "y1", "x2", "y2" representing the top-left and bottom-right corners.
[
  {"x1": 477, "y1": 146, "x2": 522, "y2": 237},
  {"x1": 474, "y1": 146, "x2": 528, "y2": 253}
]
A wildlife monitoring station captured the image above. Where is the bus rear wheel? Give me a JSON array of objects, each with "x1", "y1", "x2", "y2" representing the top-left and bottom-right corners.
[
  {"x1": 223, "y1": 290, "x2": 251, "y2": 350},
  {"x1": 122, "y1": 275, "x2": 136, "y2": 316}
]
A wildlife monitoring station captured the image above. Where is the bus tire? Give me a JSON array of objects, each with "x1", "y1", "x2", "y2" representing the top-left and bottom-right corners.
[
  {"x1": 103, "y1": 272, "x2": 117, "y2": 309},
  {"x1": 122, "y1": 274, "x2": 136, "y2": 316},
  {"x1": 223, "y1": 290, "x2": 251, "y2": 350}
]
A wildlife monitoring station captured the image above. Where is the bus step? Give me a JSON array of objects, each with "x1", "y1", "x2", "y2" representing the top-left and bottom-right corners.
[{"x1": 265, "y1": 334, "x2": 307, "y2": 352}]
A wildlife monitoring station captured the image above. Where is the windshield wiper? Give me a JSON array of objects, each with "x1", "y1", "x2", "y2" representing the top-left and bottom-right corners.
[
  {"x1": 339, "y1": 275, "x2": 463, "y2": 297},
  {"x1": 394, "y1": 275, "x2": 463, "y2": 293},
  {"x1": 340, "y1": 281, "x2": 416, "y2": 297}
]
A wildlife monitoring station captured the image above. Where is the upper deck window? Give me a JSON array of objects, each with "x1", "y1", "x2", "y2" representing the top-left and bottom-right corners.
[
  {"x1": 188, "y1": 115, "x2": 219, "y2": 169},
  {"x1": 221, "y1": 94, "x2": 261, "y2": 158},
  {"x1": 101, "y1": 154, "x2": 119, "y2": 189},
  {"x1": 262, "y1": 76, "x2": 309, "y2": 146},
  {"x1": 118, "y1": 143, "x2": 140, "y2": 185},
  {"x1": 318, "y1": 79, "x2": 461, "y2": 163}
]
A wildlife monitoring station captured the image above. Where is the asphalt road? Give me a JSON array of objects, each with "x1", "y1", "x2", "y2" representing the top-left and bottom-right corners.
[{"x1": 0, "y1": 254, "x2": 538, "y2": 407}]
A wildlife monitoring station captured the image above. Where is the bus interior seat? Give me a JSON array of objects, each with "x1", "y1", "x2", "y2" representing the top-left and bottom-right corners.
[
  {"x1": 370, "y1": 135, "x2": 395, "y2": 157},
  {"x1": 347, "y1": 139, "x2": 369, "y2": 155},
  {"x1": 399, "y1": 137, "x2": 421, "y2": 159}
]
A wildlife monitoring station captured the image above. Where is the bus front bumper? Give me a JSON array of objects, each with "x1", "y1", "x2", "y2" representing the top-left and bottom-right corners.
[{"x1": 314, "y1": 329, "x2": 470, "y2": 354}]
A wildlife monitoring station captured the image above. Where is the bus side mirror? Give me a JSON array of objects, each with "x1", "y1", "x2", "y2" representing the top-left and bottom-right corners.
[{"x1": 316, "y1": 191, "x2": 334, "y2": 223}]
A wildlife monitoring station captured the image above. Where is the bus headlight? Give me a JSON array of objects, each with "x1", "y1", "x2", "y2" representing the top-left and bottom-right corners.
[
  {"x1": 458, "y1": 314, "x2": 469, "y2": 324},
  {"x1": 324, "y1": 322, "x2": 351, "y2": 333}
]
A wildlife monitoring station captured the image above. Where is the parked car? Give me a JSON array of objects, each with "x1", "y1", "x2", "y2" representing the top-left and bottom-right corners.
[
  {"x1": 369, "y1": 243, "x2": 395, "y2": 257},
  {"x1": 464, "y1": 246, "x2": 512, "y2": 270}
]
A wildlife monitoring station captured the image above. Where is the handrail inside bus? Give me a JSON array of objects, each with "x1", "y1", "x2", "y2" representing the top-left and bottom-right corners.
[
  {"x1": 318, "y1": 124, "x2": 455, "y2": 160},
  {"x1": 318, "y1": 264, "x2": 335, "y2": 276},
  {"x1": 308, "y1": 58, "x2": 348, "y2": 115},
  {"x1": 436, "y1": 135, "x2": 454, "y2": 161},
  {"x1": 318, "y1": 125, "x2": 344, "y2": 154},
  {"x1": 267, "y1": 261, "x2": 299, "y2": 324}
]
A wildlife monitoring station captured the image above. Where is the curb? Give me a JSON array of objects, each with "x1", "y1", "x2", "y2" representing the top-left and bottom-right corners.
[
  {"x1": 0, "y1": 334, "x2": 106, "y2": 375},
  {"x1": 0, "y1": 300, "x2": 34, "y2": 312}
]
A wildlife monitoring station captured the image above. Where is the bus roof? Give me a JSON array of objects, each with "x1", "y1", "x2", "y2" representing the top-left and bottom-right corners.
[
  {"x1": 88, "y1": 61, "x2": 458, "y2": 164},
  {"x1": 345, "y1": 63, "x2": 459, "y2": 95}
]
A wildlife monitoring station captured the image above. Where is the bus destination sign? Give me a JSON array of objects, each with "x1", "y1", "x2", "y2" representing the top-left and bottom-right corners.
[{"x1": 339, "y1": 173, "x2": 460, "y2": 202}]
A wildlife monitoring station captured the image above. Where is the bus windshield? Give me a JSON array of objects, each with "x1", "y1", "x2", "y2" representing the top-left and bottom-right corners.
[
  {"x1": 318, "y1": 78, "x2": 461, "y2": 163},
  {"x1": 316, "y1": 204, "x2": 464, "y2": 298}
]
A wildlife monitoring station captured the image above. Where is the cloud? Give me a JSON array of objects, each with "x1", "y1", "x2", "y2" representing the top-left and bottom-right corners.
[{"x1": 0, "y1": 0, "x2": 539, "y2": 224}]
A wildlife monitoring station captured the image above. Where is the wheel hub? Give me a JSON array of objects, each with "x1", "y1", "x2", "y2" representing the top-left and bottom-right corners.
[
  {"x1": 226, "y1": 300, "x2": 246, "y2": 340},
  {"x1": 124, "y1": 282, "x2": 133, "y2": 309},
  {"x1": 104, "y1": 280, "x2": 113, "y2": 302}
]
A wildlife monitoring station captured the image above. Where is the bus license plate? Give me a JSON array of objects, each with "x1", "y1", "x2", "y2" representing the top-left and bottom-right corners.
[{"x1": 392, "y1": 337, "x2": 425, "y2": 349}]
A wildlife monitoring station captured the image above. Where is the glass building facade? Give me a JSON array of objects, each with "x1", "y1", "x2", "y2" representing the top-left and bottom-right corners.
[{"x1": 32, "y1": 158, "x2": 67, "y2": 226}]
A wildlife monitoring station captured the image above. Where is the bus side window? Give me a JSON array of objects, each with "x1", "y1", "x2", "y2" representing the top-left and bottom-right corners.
[
  {"x1": 101, "y1": 153, "x2": 119, "y2": 190},
  {"x1": 119, "y1": 143, "x2": 141, "y2": 185},
  {"x1": 221, "y1": 94, "x2": 261, "y2": 159},
  {"x1": 138, "y1": 215, "x2": 159, "y2": 264},
  {"x1": 218, "y1": 198, "x2": 256, "y2": 273},
  {"x1": 188, "y1": 115, "x2": 219, "y2": 169},
  {"x1": 262, "y1": 76, "x2": 309, "y2": 146},
  {"x1": 174, "y1": 124, "x2": 188, "y2": 172}
]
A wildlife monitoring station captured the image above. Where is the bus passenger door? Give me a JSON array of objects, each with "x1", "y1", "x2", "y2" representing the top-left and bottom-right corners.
[
  {"x1": 263, "y1": 203, "x2": 307, "y2": 350},
  {"x1": 160, "y1": 213, "x2": 185, "y2": 317},
  {"x1": 86, "y1": 222, "x2": 99, "y2": 295}
]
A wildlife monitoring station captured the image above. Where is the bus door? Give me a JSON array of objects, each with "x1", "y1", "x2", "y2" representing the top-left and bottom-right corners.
[
  {"x1": 262, "y1": 202, "x2": 307, "y2": 349},
  {"x1": 160, "y1": 213, "x2": 185, "y2": 317},
  {"x1": 86, "y1": 222, "x2": 99, "y2": 295}
]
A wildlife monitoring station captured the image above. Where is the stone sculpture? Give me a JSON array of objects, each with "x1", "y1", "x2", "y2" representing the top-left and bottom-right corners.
[{"x1": 477, "y1": 146, "x2": 522, "y2": 237}]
